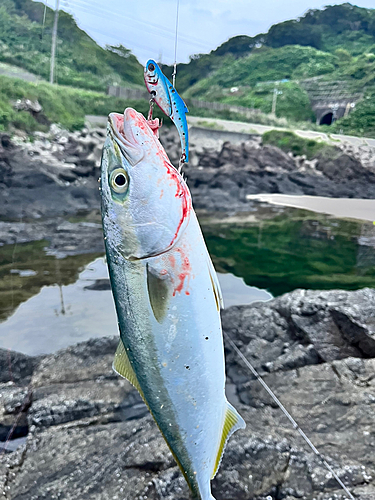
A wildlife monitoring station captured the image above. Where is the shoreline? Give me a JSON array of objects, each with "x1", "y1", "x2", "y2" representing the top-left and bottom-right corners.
[{"x1": 246, "y1": 194, "x2": 375, "y2": 222}]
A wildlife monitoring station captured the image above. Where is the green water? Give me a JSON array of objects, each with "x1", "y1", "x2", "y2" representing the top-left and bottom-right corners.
[
  {"x1": 0, "y1": 207, "x2": 374, "y2": 354},
  {"x1": 0, "y1": 240, "x2": 101, "y2": 321},
  {"x1": 202, "y1": 210, "x2": 375, "y2": 296}
]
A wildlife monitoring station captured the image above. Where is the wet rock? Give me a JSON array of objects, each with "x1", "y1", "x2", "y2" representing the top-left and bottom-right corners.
[
  {"x1": 0, "y1": 384, "x2": 31, "y2": 441},
  {"x1": 1, "y1": 289, "x2": 375, "y2": 498},
  {"x1": 1, "y1": 125, "x2": 375, "y2": 221},
  {"x1": 84, "y1": 278, "x2": 111, "y2": 291},
  {"x1": 0, "y1": 349, "x2": 39, "y2": 384}
]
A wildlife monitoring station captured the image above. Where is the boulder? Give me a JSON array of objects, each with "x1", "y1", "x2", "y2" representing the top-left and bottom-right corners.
[{"x1": 1, "y1": 289, "x2": 375, "y2": 499}]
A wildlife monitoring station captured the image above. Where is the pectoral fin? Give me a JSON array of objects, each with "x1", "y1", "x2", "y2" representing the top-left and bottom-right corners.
[
  {"x1": 147, "y1": 264, "x2": 171, "y2": 323},
  {"x1": 113, "y1": 340, "x2": 143, "y2": 396},
  {"x1": 211, "y1": 402, "x2": 246, "y2": 479}
]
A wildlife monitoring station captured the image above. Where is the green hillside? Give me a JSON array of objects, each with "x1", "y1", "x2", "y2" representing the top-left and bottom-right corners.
[
  {"x1": 0, "y1": 1, "x2": 374, "y2": 137},
  {"x1": 0, "y1": 0, "x2": 143, "y2": 91},
  {"x1": 164, "y1": 3, "x2": 375, "y2": 91},
  {"x1": 164, "y1": 3, "x2": 375, "y2": 135}
]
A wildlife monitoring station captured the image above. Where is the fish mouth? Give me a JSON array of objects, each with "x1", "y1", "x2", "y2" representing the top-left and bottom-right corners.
[
  {"x1": 109, "y1": 108, "x2": 157, "y2": 146},
  {"x1": 108, "y1": 111, "x2": 135, "y2": 149},
  {"x1": 109, "y1": 109, "x2": 152, "y2": 165}
]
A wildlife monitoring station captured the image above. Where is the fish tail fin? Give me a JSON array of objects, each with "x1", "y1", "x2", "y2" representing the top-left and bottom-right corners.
[{"x1": 211, "y1": 401, "x2": 246, "y2": 479}]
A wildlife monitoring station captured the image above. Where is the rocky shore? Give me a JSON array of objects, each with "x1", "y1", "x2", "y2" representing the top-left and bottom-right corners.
[
  {"x1": 0, "y1": 124, "x2": 374, "y2": 224},
  {"x1": 1, "y1": 123, "x2": 375, "y2": 499},
  {"x1": 1, "y1": 288, "x2": 375, "y2": 499}
]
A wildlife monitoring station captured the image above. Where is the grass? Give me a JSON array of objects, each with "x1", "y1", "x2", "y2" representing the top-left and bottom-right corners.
[
  {"x1": 0, "y1": 75, "x2": 165, "y2": 132},
  {"x1": 195, "y1": 120, "x2": 224, "y2": 130},
  {"x1": 262, "y1": 130, "x2": 338, "y2": 159},
  {"x1": 0, "y1": 0, "x2": 143, "y2": 92}
]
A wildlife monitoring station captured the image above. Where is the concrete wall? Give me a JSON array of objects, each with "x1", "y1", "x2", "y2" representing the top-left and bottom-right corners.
[{"x1": 189, "y1": 126, "x2": 258, "y2": 144}]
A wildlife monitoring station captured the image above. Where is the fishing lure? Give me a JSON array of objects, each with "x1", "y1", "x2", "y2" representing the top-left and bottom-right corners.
[{"x1": 144, "y1": 59, "x2": 189, "y2": 164}]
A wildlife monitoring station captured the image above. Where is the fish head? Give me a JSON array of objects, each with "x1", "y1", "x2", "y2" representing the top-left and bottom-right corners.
[
  {"x1": 144, "y1": 59, "x2": 172, "y2": 117},
  {"x1": 101, "y1": 108, "x2": 191, "y2": 260}
]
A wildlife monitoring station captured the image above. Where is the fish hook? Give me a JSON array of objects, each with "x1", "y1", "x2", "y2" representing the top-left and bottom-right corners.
[
  {"x1": 178, "y1": 152, "x2": 186, "y2": 173},
  {"x1": 148, "y1": 94, "x2": 156, "y2": 121}
]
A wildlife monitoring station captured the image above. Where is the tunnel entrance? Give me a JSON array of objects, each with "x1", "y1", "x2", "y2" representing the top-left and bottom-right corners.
[{"x1": 320, "y1": 112, "x2": 334, "y2": 126}]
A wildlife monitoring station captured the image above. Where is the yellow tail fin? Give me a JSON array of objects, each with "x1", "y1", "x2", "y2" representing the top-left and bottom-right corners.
[{"x1": 211, "y1": 402, "x2": 246, "y2": 479}]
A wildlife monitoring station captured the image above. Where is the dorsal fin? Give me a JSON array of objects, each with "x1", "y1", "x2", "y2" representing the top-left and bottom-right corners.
[
  {"x1": 211, "y1": 402, "x2": 246, "y2": 479},
  {"x1": 113, "y1": 340, "x2": 143, "y2": 396}
]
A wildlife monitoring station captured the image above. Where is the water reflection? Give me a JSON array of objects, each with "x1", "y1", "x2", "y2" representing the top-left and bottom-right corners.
[
  {"x1": 1, "y1": 207, "x2": 375, "y2": 355},
  {"x1": 202, "y1": 211, "x2": 375, "y2": 297},
  {"x1": 0, "y1": 239, "x2": 101, "y2": 321},
  {"x1": 0, "y1": 258, "x2": 270, "y2": 355}
]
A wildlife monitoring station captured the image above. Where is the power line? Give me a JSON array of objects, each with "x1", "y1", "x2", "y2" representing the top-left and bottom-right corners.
[
  {"x1": 71, "y1": 0, "x2": 211, "y2": 49},
  {"x1": 60, "y1": 0, "x2": 211, "y2": 51},
  {"x1": 84, "y1": 26, "x2": 170, "y2": 58}
]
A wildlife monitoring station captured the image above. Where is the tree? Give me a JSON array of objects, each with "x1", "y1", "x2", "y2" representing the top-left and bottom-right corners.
[{"x1": 267, "y1": 20, "x2": 322, "y2": 50}]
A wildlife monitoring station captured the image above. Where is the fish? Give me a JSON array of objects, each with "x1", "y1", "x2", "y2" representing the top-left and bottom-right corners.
[
  {"x1": 144, "y1": 59, "x2": 189, "y2": 163},
  {"x1": 100, "y1": 107, "x2": 245, "y2": 500}
]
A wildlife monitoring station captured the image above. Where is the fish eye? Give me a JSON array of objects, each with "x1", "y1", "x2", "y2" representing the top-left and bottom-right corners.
[
  {"x1": 148, "y1": 63, "x2": 155, "y2": 71},
  {"x1": 110, "y1": 168, "x2": 129, "y2": 194}
]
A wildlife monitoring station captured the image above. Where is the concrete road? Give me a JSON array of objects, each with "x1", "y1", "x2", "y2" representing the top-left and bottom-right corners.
[
  {"x1": 187, "y1": 116, "x2": 375, "y2": 148},
  {"x1": 246, "y1": 194, "x2": 375, "y2": 222},
  {"x1": 85, "y1": 114, "x2": 375, "y2": 148},
  {"x1": 0, "y1": 62, "x2": 41, "y2": 83}
]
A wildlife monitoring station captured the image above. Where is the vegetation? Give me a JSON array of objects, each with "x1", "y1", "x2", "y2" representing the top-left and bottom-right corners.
[
  {"x1": 0, "y1": 2, "x2": 374, "y2": 137},
  {"x1": 186, "y1": 78, "x2": 315, "y2": 122},
  {"x1": 262, "y1": 130, "x2": 338, "y2": 159},
  {"x1": 0, "y1": 0, "x2": 143, "y2": 91},
  {"x1": 162, "y1": 4, "x2": 375, "y2": 137},
  {"x1": 331, "y1": 89, "x2": 375, "y2": 137},
  {"x1": 0, "y1": 75, "x2": 159, "y2": 132},
  {"x1": 165, "y1": 3, "x2": 375, "y2": 91}
]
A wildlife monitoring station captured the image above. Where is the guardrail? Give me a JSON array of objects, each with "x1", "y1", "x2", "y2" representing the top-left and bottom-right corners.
[
  {"x1": 107, "y1": 86, "x2": 149, "y2": 100},
  {"x1": 106, "y1": 86, "x2": 260, "y2": 118}
]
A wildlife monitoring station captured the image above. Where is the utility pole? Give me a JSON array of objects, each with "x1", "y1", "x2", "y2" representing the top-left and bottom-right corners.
[
  {"x1": 271, "y1": 83, "x2": 282, "y2": 116},
  {"x1": 50, "y1": 0, "x2": 60, "y2": 84}
]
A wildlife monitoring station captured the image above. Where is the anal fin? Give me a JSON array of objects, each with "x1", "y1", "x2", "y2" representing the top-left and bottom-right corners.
[
  {"x1": 113, "y1": 340, "x2": 143, "y2": 396},
  {"x1": 211, "y1": 402, "x2": 246, "y2": 479}
]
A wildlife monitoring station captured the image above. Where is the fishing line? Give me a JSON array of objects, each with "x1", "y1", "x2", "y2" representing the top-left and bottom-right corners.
[
  {"x1": 224, "y1": 332, "x2": 356, "y2": 500},
  {"x1": 172, "y1": 0, "x2": 180, "y2": 88}
]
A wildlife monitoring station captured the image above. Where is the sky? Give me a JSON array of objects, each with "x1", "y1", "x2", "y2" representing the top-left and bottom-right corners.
[{"x1": 55, "y1": 0, "x2": 375, "y2": 64}]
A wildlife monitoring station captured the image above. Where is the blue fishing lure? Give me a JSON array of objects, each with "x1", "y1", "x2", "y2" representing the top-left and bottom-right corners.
[{"x1": 144, "y1": 59, "x2": 189, "y2": 163}]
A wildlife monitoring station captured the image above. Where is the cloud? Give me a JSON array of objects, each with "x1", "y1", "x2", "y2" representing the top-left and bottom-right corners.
[{"x1": 61, "y1": 0, "x2": 375, "y2": 64}]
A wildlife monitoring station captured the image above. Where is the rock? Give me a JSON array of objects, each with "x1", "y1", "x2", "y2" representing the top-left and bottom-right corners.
[
  {"x1": 1, "y1": 290, "x2": 375, "y2": 498},
  {"x1": 1, "y1": 125, "x2": 375, "y2": 221},
  {"x1": 13, "y1": 99, "x2": 42, "y2": 114},
  {"x1": 84, "y1": 278, "x2": 111, "y2": 291},
  {"x1": 316, "y1": 152, "x2": 375, "y2": 183},
  {"x1": 0, "y1": 349, "x2": 39, "y2": 384}
]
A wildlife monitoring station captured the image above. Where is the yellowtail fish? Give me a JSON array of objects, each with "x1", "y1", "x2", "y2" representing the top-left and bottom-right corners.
[{"x1": 100, "y1": 108, "x2": 245, "y2": 500}]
